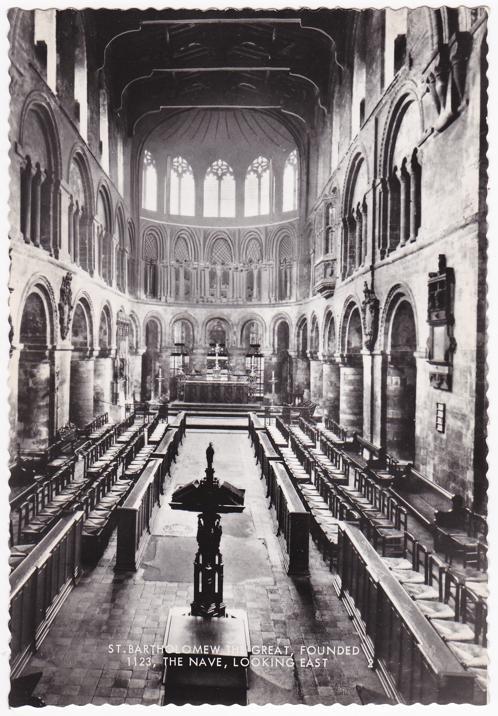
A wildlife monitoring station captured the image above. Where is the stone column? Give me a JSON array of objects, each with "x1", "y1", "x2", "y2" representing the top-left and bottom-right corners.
[
  {"x1": 16, "y1": 349, "x2": 53, "y2": 454},
  {"x1": 94, "y1": 351, "x2": 113, "y2": 417},
  {"x1": 31, "y1": 164, "x2": 42, "y2": 247},
  {"x1": 128, "y1": 349, "x2": 145, "y2": 402},
  {"x1": 400, "y1": 159, "x2": 409, "y2": 247},
  {"x1": 70, "y1": 354, "x2": 95, "y2": 427},
  {"x1": 339, "y1": 358, "x2": 363, "y2": 433},
  {"x1": 322, "y1": 358, "x2": 340, "y2": 420},
  {"x1": 21, "y1": 157, "x2": 33, "y2": 244},
  {"x1": 309, "y1": 356, "x2": 323, "y2": 405},
  {"x1": 294, "y1": 354, "x2": 310, "y2": 398},
  {"x1": 54, "y1": 346, "x2": 72, "y2": 430}
]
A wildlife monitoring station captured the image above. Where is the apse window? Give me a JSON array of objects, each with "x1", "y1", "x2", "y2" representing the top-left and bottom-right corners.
[
  {"x1": 170, "y1": 156, "x2": 195, "y2": 216},
  {"x1": 283, "y1": 149, "x2": 298, "y2": 212},
  {"x1": 203, "y1": 159, "x2": 236, "y2": 218},
  {"x1": 245, "y1": 156, "x2": 270, "y2": 217},
  {"x1": 142, "y1": 150, "x2": 157, "y2": 212}
]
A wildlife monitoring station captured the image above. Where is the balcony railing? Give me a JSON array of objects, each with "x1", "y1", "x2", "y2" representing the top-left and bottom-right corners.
[{"x1": 313, "y1": 257, "x2": 337, "y2": 298}]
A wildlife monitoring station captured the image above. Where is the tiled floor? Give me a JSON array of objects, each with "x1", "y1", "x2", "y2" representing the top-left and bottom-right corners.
[{"x1": 23, "y1": 429, "x2": 385, "y2": 706}]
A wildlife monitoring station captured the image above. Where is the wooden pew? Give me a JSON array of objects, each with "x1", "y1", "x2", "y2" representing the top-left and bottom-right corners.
[
  {"x1": 270, "y1": 462, "x2": 310, "y2": 576},
  {"x1": 248, "y1": 412, "x2": 265, "y2": 447},
  {"x1": 10, "y1": 511, "x2": 83, "y2": 678},
  {"x1": 336, "y1": 522, "x2": 476, "y2": 704},
  {"x1": 255, "y1": 432, "x2": 281, "y2": 484},
  {"x1": 115, "y1": 458, "x2": 164, "y2": 571}
]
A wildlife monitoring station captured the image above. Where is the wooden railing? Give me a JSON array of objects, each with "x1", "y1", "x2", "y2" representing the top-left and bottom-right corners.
[
  {"x1": 10, "y1": 511, "x2": 83, "y2": 678},
  {"x1": 115, "y1": 458, "x2": 164, "y2": 571},
  {"x1": 335, "y1": 523, "x2": 476, "y2": 704},
  {"x1": 269, "y1": 462, "x2": 310, "y2": 576}
]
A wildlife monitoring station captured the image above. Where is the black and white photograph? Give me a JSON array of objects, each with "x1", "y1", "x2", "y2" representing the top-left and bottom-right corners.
[{"x1": 2, "y1": 1, "x2": 493, "y2": 709}]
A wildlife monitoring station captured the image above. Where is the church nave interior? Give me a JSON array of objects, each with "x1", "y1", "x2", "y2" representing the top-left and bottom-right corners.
[{"x1": 7, "y1": 5, "x2": 488, "y2": 707}]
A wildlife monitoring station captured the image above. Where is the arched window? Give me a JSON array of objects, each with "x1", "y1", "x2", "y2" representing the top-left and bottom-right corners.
[
  {"x1": 170, "y1": 156, "x2": 195, "y2": 216},
  {"x1": 142, "y1": 150, "x2": 157, "y2": 211},
  {"x1": 244, "y1": 156, "x2": 270, "y2": 216},
  {"x1": 99, "y1": 88, "x2": 109, "y2": 174},
  {"x1": 116, "y1": 210, "x2": 127, "y2": 293},
  {"x1": 34, "y1": 10, "x2": 57, "y2": 93},
  {"x1": 143, "y1": 230, "x2": 159, "y2": 299},
  {"x1": 73, "y1": 16, "x2": 87, "y2": 141},
  {"x1": 68, "y1": 155, "x2": 91, "y2": 272},
  {"x1": 342, "y1": 157, "x2": 368, "y2": 277},
  {"x1": 384, "y1": 9, "x2": 408, "y2": 88},
  {"x1": 97, "y1": 187, "x2": 113, "y2": 285},
  {"x1": 277, "y1": 234, "x2": 293, "y2": 301},
  {"x1": 283, "y1": 149, "x2": 298, "y2": 212},
  {"x1": 380, "y1": 100, "x2": 422, "y2": 257},
  {"x1": 203, "y1": 159, "x2": 235, "y2": 218},
  {"x1": 117, "y1": 134, "x2": 124, "y2": 195}
]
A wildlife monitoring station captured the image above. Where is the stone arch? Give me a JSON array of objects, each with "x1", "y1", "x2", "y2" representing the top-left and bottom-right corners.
[
  {"x1": 295, "y1": 314, "x2": 309, "y2": 356},
  {"x1": 380, "y1": 84, "x2": 425, "y2": 177},
  {"x1": 18, "y1": 94, "x2": 62, "y2": 252},
  {"x1": 310, "y1": 313, "x2": 320, "y2": 356},
  {"x1": 19, "y1": 91, "x2": 62, "y2": 177},
  {"x1": 381, "y1": 288, "x2": 418, "y2": 461},
  {"x1": 67, "y1": 145, "x2": 94, "y2": 209},
  {"x1": 203, "y1": 316, "x2": 233, "y2": 347},
  {"x1": 269, "y1": 224, "x2": 296, "y2": 262},
  {"x1": 241, "y1": 231, "x2": 263, "y2": 263},
  {"x1": 143, "y1": 312, "x2": 165, "y2": 349},
  {"x1": 270, "y1": 312, "x2": 293, "y2": 352},
  {"x1": 239, "y1": 315, "x2": 266, "y2": 349},
  {"x1": 171, "y1": 227, "x2": 199, "y2": 262},
  {"x1": 128, "y1": 311, "x2": 141, "y2": 353},
  {"x1": 14, "y1": 274, "x2": 58, "y2": 346},
  {"x1": 339, "y1": 299, "x2": 364, "y2": 434},
  {"x1": 339, "y1": 297, "x2": 362, "y2": 354},
  {"x1": 97, "y1": 302, "x2": 113, "y2": 353},
  {"x1": 96, "y1": 183, "x2": 113, "y2": 285},
  {"x1": 323, "y1": 308, "x2": 337, "y2": 356},
  {"x1": 207, "y1": 234, "x2": 234, "y2": 265},
  {"x1": 16, "y1": 284, "x2": 58, "y2": 454},
  {"x1": 171, "y1": 315, "x2": 196, "y2": 351}
]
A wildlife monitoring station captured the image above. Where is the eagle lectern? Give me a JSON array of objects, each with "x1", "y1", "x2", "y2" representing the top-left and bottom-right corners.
[
  {"x1": 162, "y1": 444, "x2": 250, "y2": 703},
  {"x1": 169, "y1": 442, "x2": 245, "y2": 617}
]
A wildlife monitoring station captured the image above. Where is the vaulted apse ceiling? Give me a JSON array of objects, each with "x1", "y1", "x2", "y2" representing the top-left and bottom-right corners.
[{"x1": 142, "y1": 108, "x2": 297, "y2": 167}]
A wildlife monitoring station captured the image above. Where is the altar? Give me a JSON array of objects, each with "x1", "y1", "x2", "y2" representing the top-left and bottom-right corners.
[{"x1": 180, "y1": 376, "x2": 252, "y2": 404}]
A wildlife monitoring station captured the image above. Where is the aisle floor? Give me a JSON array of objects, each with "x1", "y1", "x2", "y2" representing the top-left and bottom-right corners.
[{"x1": 23, "y1": 429, "x2": 384, "y2": 706}]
